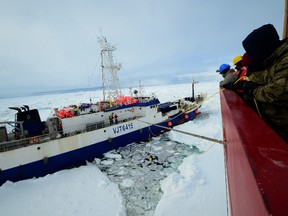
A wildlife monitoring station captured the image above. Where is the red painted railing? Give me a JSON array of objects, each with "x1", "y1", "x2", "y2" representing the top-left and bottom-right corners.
[{"x1": 220, "y1": 89, "x2": 288, "y2": 216}]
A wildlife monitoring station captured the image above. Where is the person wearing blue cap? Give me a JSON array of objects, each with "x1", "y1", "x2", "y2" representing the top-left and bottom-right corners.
[{"x1": 216, "y1": 63, "x2": 239, "y2": 87}]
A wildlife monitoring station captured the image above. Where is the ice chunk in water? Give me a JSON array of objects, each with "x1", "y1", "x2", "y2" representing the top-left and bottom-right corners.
[{"x1": 96, "y1": 135, "x2": 200, "y2": 214}]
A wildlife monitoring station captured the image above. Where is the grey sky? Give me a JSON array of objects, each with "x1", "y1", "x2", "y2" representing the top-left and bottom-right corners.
[{"x1": 0, "y1": 0, "x2": 284, "y2": 97}]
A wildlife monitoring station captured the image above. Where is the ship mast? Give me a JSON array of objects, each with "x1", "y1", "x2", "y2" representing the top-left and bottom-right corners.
[
  {"x1": 191, "y1": 78, "x2": 198, "y2": 99},
  {"x1": 98, "y1": 36, "x2": 121, "y2": 101}
]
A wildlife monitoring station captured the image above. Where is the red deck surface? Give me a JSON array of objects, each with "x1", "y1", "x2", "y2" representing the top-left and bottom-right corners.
[{"x1": 220, "y1": 89, "x2": 288, "y2": 216}]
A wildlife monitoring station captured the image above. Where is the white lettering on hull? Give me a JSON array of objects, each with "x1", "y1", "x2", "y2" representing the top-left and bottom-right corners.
[{"x1": 112, "y1": 123, "x2": 134, "y2": 134}]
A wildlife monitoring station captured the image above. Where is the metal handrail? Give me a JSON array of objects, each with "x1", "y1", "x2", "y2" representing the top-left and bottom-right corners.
[{"x1": 0, "y1": 116, "x2": 141, "y2": 153}]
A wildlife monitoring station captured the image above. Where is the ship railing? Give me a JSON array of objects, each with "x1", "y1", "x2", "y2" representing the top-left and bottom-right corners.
[
  {"x1": 0, "y1": 115, "x2": 143, "y2": 152},
  {"x1": 63, "y1": 116, "x2": 140, "y2": 137},
  {"x1": 0, "y1": 133, "x2": 55, "y2": 152},
  {"x1": 0, "y1": 137, "x2": 31, "y2": 152},
  {"x1": 86, "y1": 121, "x2": 105, "y2": 132}
]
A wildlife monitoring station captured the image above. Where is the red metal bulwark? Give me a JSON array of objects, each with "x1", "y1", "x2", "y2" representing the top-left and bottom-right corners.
[{"x1": 220, "y1": 90, "x2": 288, "y2": 216}]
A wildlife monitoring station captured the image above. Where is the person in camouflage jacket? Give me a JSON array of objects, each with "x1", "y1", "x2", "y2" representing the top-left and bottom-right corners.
[{"x1": 235, "y1": 24, "x2": 288, "y2": 143}]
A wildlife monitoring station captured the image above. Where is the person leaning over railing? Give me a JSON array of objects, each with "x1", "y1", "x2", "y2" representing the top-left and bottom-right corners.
[
  {"x1": 229, "y1": 24, "x2": 288, "y2": 143},
  {"x1": 216, "y1": 64, "x2": 239, "y2": 87}
]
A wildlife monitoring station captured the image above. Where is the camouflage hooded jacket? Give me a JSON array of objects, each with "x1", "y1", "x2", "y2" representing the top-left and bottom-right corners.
[{"x1": 253, "y1": 40, "x2": 288, "y2": 127}]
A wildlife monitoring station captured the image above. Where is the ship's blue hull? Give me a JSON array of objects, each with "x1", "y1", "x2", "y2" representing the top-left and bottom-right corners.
[{"x1": 0, "y1": 110, "x2": 198, "y2": 186}]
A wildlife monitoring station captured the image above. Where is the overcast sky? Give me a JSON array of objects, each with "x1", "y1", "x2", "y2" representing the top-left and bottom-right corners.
[{"x1": 0, "y1": 0, "x2": 285, "y2": 97}]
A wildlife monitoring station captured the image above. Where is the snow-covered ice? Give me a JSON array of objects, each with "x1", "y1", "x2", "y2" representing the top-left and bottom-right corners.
[
  {"x1": 0, "y1": 76, "x2": 227, "y2": 216},
  {"x1": 0, "y1": 164, "x2": 126, "y2": 216}
]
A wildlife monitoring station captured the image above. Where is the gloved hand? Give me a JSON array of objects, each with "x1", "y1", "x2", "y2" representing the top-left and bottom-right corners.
[
  {"x1": 222, "y1": 82, "x2": 235, "y2": 90},
  {"x1": 232, "y1": 81, "x2": 260, "y2": 96}
]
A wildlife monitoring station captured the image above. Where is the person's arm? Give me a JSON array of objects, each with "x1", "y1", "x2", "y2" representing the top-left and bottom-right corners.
[
  {"x1": 253, "y1": 62, "x2": 288, "y2": 104},
  {"x1": 220, "y1": 73, "x2": 237, "y2": 87}
]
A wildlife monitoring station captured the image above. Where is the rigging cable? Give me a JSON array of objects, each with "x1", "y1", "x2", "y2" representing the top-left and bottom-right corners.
[
  {"x1": 81, "y1": 55, "x2": 101, "y2": 103},
  {"x1": 138, "y1": 120, "x2": 225, "y2": 145}
]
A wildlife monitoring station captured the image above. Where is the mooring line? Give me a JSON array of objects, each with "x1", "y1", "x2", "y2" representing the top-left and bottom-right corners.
[
  {"x1": 137, "y1": 89, "x2": 226, "y2": 145},
  {"x1": 138, "y1": 120, "x2": 225, "y2": 145},
  {"x1": 195, "y1": 88, "x2": 224, "y2": 107}
]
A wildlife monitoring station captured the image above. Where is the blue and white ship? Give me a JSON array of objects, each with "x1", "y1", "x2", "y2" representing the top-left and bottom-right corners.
[{"x1": 0, "y1": 36, "x2": 204, "y2": 186}]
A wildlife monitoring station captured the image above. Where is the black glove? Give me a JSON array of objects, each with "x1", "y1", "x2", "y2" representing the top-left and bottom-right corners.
[
  {"x1": 222, "y1": 82, "x2": 234, "y2": 90},
  {"x1": 233, "y1": 81, "x2": 260, "y2": 96}
]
